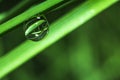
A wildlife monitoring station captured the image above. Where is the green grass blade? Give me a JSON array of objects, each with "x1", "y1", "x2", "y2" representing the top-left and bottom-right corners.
[
  {"x1": 0, "y1": 0, "x2": 30, "y2": 22},
  {"x1": 0, "y1": 0, "x2": 63, "y2": 35},
  {"x1": 0, "y1": 0, "x2": 118, "y2": 79}
]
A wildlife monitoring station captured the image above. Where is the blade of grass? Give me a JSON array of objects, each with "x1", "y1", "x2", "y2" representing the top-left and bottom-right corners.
[
  {"x1": 0, "y1": 0, "x2": 30, "y2": 22},
  {"x1": 0, "y1": 0, "x2": 63, "y2": 35},
  {"x1": 47, "y1": 0, "x2": 74, "y2": 14},
  {"x1": 0, "y1": 0, "x2": 118, "y2": 79}
]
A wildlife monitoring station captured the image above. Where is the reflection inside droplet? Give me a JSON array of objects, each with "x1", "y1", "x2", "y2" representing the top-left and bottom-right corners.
[{"x1": 24, "y1": 14, "x2": 49, "y2": 41}]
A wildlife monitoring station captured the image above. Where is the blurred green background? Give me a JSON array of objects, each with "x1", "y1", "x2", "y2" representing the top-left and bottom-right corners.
[{"x1": 0, "y1": 0, "x2": 120, "y2": 80}]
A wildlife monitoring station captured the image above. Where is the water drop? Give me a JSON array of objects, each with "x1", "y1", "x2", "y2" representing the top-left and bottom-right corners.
[{"x1": 24, "y1": 14, "x2": 49, "y2": 41}]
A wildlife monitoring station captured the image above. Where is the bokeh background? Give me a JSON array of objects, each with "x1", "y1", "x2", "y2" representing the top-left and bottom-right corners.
[{"x1": 0, "y1": 0, "x2": 120, "y2": 80}]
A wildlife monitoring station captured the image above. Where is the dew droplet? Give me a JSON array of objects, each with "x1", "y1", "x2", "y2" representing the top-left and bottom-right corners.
[{"x1": 24, "y1": 14, "x2": 49, "y2": 41}]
